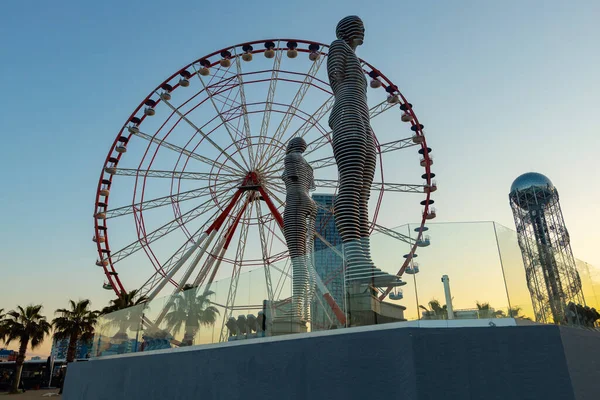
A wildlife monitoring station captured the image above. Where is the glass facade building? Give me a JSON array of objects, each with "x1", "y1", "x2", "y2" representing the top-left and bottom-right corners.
[{"x1": 310, "y1": 194, "x2": 345, "y2": 330}]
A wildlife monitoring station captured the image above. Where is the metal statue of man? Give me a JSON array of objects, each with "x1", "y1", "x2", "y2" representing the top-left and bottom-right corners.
[
  {"x1": 327, "y1": 15, "x2": 399, "y2": 285},
  {"x1": 282, "y1": 137, "x2": 316, "y2": 320}
]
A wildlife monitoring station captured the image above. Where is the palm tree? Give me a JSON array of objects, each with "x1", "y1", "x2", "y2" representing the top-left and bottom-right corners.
[
  {"x1": 0, "y1": 305, "x2": 51, "y2": 393},
  {"x1": 507, "y1": 306, "x2": 529, "y2": 319},
  {"x1": 52, "y1": 300, "x2": 99, "y2": 363},
  {"x1": 101, "y1": 289, "x2": 148, "y2": 314},
  {"x1": 0, "y1": 308, "x2": 5, "y2": 343},
  {"x1": 419, "y1": 299, "x2": 449, "y2": 320},
  {"x1": 475, "y1": 301, "x2": 505, "y2": 319},
  {"x1": 164, "y1": 286, "x2": 219, "y2": 346},
  {"x1": 101, "y1": 290, "x2": 148, "y2": 342}
]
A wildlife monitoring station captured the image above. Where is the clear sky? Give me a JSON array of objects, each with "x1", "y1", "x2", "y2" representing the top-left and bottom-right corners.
[{"x1": 0, "y1": 0, "x2": 598, "y2": 356}]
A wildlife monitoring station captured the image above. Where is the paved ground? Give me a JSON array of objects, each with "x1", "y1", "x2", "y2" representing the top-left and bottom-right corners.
[{"x1": 0, "y1": 389, "x2": 60, "y2": 398}]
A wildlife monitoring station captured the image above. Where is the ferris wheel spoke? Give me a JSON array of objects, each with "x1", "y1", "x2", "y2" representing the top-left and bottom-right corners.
[
  {"x1": 259, "y1": 187, "x2": 292, "y2": 249},
  {"x1": 313, "y1": 231, "x2": 344, "y2": 259},
  {"x1": 256, "y1": 54, "x2": 327, "y2": 169},
  {"x1": 193, "y1": 64, "x2": 252, "y2": 172},
  {"x1": 288, "y1": 95, "x2": 334, "y2": 141},
  {"x1": 257, "y1": 44, "x2": 283, "y2": 157},
  {"x1": 191, "y1": 195, "x2": 250, "y2": 289},
  {"x1": 263, "y1": 215, "x2": 288, "y2": 248},
  {"x1": 370, "y1": 223, "x2": 416, "y2": 245},
  {"x1": 254, "y1": 200, "x2": 275, "y2": 304},
  {"x1": 274, "y1": 258, "x2": 292, "y2": 300},
  {"x1": 200, "y1": 73, "x2": 241, "y2": 111},
  {"x1": 138, "y1": 189, "x2": 244, "y2": 300},
  {"x1": 262, "y1": 184, "x2": 287, "y2": 204},
  {"x1": 261, "y1": 185, "x2": 285, "y2": 208},
  {"x1": 265, "y1": 136, "x2": 418, "y2": 177},
  {"x1": 296, "y1": 101, "x2": 401, "y2": 161},
  {"x1": 233, "y1": 48, "x2": 256, "y2": 168},
  {"x1": 261, "y1": 95, "x2": 334, "y2": 174},
  {"x1": 313, "y1": 179, "x2": 428, "y2": 193},
  {"x1": 304, "y1": 155, "x2": 336, "y2": 170},
  {"x1": 131, "y1": 129, "x2": 241, "y2": 176},
  {"x1": 378, "y1": 137, "x2": 419, "y2": 153},
  {"x1": 219, "y1": 202, "x2": 252, "y2": 342},
  {"x1": 159, "y1": 95, "x2": 247, "y2": 172},
  {"x1": 312, "y1": 201, "x2": 337, "y2": 237},
  {"x1": 107, "y1": 167, "x2": 242, "y2": 182},
  {"x1": 110, "y1": 192, "x2": 226, "y2": 264},
  {"x1": 136, "y1": 222, "x2": 212, "y2": 299},
  {"x1": 106, "y1": 182, "x2": 235, "y2": 219},
  {"x1": 368, "y1": 99, "x2": 397, "y2": 119},
  {"x1": 256, "y1": 200, "x2": 287, "y2": 249},
  {"x1": 309, "y1": 136, "x2": 417, "y2": 171},
  {"x1": 302, "y1": 135, "x2": 331, "y2": 159}
]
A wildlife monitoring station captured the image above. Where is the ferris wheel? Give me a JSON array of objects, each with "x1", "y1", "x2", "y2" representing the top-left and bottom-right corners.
[{"x1": 93, "y1": 38, "x2": 435, "y2": 324}]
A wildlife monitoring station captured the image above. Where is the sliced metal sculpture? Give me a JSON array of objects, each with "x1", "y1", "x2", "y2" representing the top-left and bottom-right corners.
[
  {"x1": 282, "y1": 137, "x2": 317, "y2": 320},
  {"x1": 327, "y1": 16, "x2": 400, "y2": 285}
]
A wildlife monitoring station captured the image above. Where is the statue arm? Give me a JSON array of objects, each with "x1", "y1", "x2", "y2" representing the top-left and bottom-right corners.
[
  {"x1": 284, "y1": 154, "x2": 301, "y2": 182},
  {"x1": 327, "y1": 40, "x2": 347, "y2": 86}
]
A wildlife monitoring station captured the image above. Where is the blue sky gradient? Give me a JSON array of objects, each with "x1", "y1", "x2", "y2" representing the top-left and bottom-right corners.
[{"x1": 0, "y1": 0, "x2": 598, "y2": 355}]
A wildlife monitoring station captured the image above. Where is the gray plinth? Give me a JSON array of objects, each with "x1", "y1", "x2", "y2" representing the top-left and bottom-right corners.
[{"x1": 64, "y1": 322, "x2": 599, "y2": 400}]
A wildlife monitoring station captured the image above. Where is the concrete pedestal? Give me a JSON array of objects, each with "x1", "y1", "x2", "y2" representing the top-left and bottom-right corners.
[
  {"x1": 64, "y1": 321, "x2": 600, "y2": 400},
  {"x1": 269, "y1": 317, "x2": 308, "y2": 336}
]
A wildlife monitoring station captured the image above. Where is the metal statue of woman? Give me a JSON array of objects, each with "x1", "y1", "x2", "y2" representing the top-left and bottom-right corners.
[
  {"x1": 328, "y1": 16, "x2": 398, "y2": 285},
  {"x1": 282, "y1": 137, "x2": 316, "y2": 320}
]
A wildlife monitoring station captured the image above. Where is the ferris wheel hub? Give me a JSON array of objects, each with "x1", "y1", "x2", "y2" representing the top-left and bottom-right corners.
[{"x1": 239, "y1": 171, "x2": 264, "y2": 190}]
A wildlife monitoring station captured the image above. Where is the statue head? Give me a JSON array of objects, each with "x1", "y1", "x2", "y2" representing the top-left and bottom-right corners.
[
  {"x1": 286, "y1": 137, "x2": 307, "y2": 154},
  {"x1": 336, "y1": 16, "x2": 365, "y2": 48}
]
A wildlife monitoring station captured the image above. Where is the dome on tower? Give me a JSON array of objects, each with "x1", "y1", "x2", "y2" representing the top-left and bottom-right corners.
[{"x1": 510, "y1": 172, "x2": 554, "y2": 194}]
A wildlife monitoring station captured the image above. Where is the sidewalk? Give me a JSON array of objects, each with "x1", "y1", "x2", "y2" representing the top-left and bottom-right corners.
[{"x1": 0, "y1": 389, "x2": 60, "y2": 398}]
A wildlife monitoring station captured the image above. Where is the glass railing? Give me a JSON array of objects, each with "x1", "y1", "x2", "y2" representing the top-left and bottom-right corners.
[
  {"x1": 91, "y1": 221, "x2": 599, "y2": 357},
  {"x1": 92, "y1": 303, "x2": 145, "y2": 356}
]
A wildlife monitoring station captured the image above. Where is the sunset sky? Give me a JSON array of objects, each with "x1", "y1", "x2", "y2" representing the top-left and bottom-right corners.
[{"x1": 0, "y1": 0, "x2": 598, "y2": 356}]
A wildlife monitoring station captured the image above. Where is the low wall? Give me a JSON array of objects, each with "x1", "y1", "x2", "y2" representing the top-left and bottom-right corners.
[{"x1": 64, "y1": 320, "x2": 599, "y2": 400}]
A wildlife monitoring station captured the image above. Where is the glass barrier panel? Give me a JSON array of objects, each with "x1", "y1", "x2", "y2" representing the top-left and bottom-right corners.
[
  {"x1": 92, "y1": 304, "x2": 145, "y2": 357},
  {"x1": 92, "y1": 221, "x2": 600, "y2": 358},
  {"x1": 409, "y1": 222, "x2": 511, "y2": 321},
  {"x1": 139, "y1": 290, "x2": 175, "y2": 353},
  {"x1": 492, "y1": 222, "x2": 536, "y2": 322},
  {"x1": 575, "y1": 260, "x2": 600, "y2": 327},
  {"x1": 310, "y1": 241, "x2": 348, "y2": 332},
  {"x1": 369, "y1": 226, "x2": 417, "y2": 324}
]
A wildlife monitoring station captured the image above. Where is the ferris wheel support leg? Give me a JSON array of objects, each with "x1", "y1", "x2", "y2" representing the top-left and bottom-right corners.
[
  {"x1": 147, "y1": 190, "x2": 243, "y2": 303},
  {"x1": 192, "y1": 233, "x2": 226, "y2": 289},
  {"x1": 192, "y1": 196, "x2": 250, "y2": 288},
  {"x1": 200, "y1": 199, "x2": 250, "y2": 293},
  {"x1": 152, "y1": 191, "x2": 245, "y2": 326},
  {"x1": 258, "y1": 187, "x2": 347, "y2": 326},
  {"x1": 146, "y1": 231, "x2": 209, "y2": 302},
  {"x1": 153, "y1": 230, "x2": 219, "y2": 326},
  {"x1": 177, "y1": 230, "x2": 219, "y2": 290},
  {"x1": 257, "y1": 187, "x2": 284, "y2": 228}
]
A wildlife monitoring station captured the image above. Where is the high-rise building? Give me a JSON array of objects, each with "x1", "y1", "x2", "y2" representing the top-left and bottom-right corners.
[
  {"x1": 509, "y1": 172, "x2": 585, "y2": 324},
  {"x1": 311, "y1": 193, "x2": 345, "y2": 329}
]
